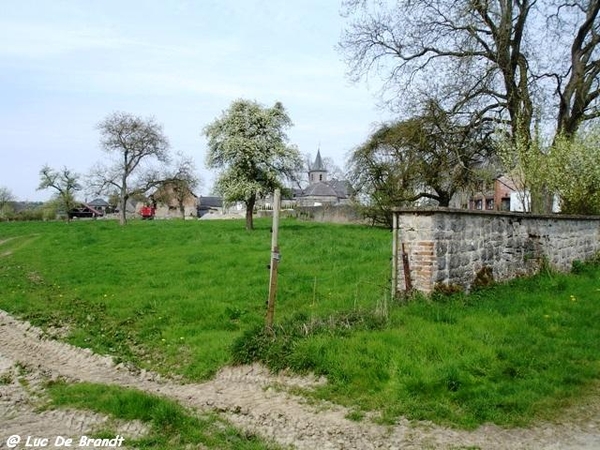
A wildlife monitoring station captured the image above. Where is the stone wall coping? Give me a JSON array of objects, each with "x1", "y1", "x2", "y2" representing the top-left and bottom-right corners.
[{"x1": 391, "y1": 207, "x2": 600, "y2": 221}]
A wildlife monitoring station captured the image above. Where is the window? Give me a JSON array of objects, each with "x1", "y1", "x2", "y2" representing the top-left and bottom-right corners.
[
  {"x1": 486, "y1": 198, "x2": 494, "y2": 210},
  {"x1": 319, "y1": 174, "x2": 323, "y2": 181},
  {"x1": 475, "y1": 199, "x2": 483, "y2": 210}
]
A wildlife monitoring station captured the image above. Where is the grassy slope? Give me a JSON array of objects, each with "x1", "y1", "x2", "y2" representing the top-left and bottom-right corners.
[{"x1": 1, "y1": 219, "x2": 600, "y2": 429}]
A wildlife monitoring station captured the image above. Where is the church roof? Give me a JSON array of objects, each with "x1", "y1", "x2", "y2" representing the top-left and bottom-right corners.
[
  {"x1": 303, "y1": 182, "x2": 338, "y2": 197},
  {"x1": 329, "y1": 179, "x2": 352, "y2": 198},
  {"x1": 312, "y1": 150, "x2": 326, "y2": 171}
]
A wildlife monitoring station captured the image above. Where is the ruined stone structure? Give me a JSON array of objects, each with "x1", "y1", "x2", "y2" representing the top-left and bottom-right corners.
[{"x1": 392, "y1": 208, "x2": 600, "y2": 294}]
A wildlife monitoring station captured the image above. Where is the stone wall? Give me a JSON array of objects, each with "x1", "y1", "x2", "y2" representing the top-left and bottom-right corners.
[
  {"x1": 392, "y1": 208, "x2": 600, "y2": 294},
  {"x1": 294, "y1": 205, "x2": 366, "y2": 224}
]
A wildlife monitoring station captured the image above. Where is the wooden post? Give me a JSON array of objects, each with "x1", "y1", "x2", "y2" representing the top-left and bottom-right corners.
[
  {"x1": 391, "y1": 212, "x2": 398, "y2": 299},
  {"x1": 266, "y1": 189, "x2": 281, "y2": 330}
]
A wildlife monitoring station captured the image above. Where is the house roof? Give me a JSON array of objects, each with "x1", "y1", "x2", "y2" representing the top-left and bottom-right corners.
[
  {"x1": 198, "y1": 196, "x2": 223, "y2": 208},
  {"x1": 291, "y1": 188, "x2": 304, "y2": 198},
  {"x1": 88, "y1": 198, "x2": 109, "y2": 207}
]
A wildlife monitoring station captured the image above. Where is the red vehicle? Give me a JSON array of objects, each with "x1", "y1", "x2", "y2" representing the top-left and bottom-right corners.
[{"x1": 140, "y1": 206, "x2": 156, "y2": 220}]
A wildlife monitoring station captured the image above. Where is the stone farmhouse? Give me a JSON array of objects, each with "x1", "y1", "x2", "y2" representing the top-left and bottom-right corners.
[{"x1": 136, "y1": 182, "x2": 198, "y2": 219}]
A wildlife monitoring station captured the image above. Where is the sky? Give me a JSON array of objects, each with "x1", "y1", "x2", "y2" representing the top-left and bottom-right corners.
[{"x1": 0, "y1": 0, "x2": 390, "y2": 202}]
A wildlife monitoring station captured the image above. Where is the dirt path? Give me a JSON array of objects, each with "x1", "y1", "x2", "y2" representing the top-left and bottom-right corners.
[{"x1": 1, "y1": 310, "x2": 599, "y2": 449}]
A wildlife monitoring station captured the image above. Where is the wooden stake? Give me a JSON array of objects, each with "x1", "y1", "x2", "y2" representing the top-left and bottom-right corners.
[
  {"x1": 391, "y1": 212, "x2": 398, "y2": 299},
  {"x1": 266, "y1": 189, "x2": 281, "y2": 330}
]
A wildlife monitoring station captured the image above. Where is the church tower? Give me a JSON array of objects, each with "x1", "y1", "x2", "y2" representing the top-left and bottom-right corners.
[{"x1": 309, "y1": 149, "x2": 327, "y2": 184}]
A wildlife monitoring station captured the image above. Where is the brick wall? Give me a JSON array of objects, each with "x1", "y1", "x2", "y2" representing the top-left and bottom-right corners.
[{"x1": 392, "y1": 208, "x2": 600, "y2": 294}]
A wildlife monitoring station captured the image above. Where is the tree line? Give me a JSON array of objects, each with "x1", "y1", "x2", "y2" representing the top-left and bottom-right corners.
[
  {"x1": 3, "y1": 1, "x2": 600, "y2": 227},
  {"x1": 342, "y1": 0, "x2": 600, "y2": 225}
]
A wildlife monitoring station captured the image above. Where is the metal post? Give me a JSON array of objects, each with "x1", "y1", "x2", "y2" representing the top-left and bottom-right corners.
[
  {"x1": 402, "y1": 242, "x2": 413, "y2": 292},
  {"x1": 266, "y1": 189, "x2": 281, "y2": 330}
]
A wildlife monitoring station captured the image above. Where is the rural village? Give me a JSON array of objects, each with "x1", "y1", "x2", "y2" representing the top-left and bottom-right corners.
[{"x1": 2, "y1": 1, "x2": 600, "y2": 449}]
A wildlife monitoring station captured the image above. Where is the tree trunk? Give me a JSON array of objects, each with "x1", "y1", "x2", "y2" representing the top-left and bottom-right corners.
[
  {"x1": 437, "y1": 192, "x2": 452, "y2": 207},
  {"x1": 119, "y1": 193, "x2": 128, "y2": 226},
  {"x1": 245, "y1": 195, "x2": 256, "y2": 230}
]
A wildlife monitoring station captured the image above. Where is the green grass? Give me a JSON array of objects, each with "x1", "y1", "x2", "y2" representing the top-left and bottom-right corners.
[
  {"x1": 0, "y1": 218, "x2": 390, "y2": 380},
  {"x1": 44, "y1": 381, "x2": 279, "y2": 450},
  {"x1": 1, "y1": 218, "x2": 600, "y2": 430},
  {"x1": 234, "y1": 267, "x2": 600, "y2": 428}
]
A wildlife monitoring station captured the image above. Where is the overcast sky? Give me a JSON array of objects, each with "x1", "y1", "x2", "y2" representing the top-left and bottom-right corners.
[{"x1": 0, "y1": 0, "x2": 390, "y2": 202}]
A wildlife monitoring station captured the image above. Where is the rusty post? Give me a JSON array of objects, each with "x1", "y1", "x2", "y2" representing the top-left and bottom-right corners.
[{"x1": 402, "y1": 242, "x2": 412, "y2": 292}]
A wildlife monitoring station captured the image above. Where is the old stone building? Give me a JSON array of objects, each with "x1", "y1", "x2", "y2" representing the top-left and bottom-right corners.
[{"x1": 297, "y1": 150, "x2": 350, "y2": 206}]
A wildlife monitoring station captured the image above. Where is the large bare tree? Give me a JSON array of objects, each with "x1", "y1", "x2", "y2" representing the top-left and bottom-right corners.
[
  {"x1": 348, "y1": 101, "x2": 494, "y2": 226},
  {"x1": 91, "y1": 112, "x2": 170, "y2": 225},
  {"x1": 340, "y1": 0, "x2": 600, "y2": 211}
]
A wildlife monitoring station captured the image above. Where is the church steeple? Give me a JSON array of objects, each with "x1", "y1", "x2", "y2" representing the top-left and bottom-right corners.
[{"x1": 309, "y1": 149, "x2": 327, "y2": 184}]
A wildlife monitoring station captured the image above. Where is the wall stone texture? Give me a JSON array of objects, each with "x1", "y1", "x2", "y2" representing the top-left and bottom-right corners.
[
  {"x1": 393, "y1": 208, "x2": 600, "y2": 293},
  {"x1": 294, "y1": 205, "x2": 366, "y2": 224}
]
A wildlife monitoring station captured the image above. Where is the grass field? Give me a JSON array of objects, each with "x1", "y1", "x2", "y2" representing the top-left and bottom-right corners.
[
  {"x1": 0, "y1": 218, "x2": 391, "y2": 380},
  {"x1": 1, "y1": 218, "x2": 600, "y2": 430}
]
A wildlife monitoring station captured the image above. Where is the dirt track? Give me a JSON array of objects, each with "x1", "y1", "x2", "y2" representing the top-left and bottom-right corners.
[{"x1": 1, "y1": 309, "x2": 599, "y2": 449}]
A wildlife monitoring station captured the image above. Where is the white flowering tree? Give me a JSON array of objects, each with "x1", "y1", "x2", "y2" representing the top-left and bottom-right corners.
[{"x1": 204, "y1": 99, "x2": 302, "y2": 230}]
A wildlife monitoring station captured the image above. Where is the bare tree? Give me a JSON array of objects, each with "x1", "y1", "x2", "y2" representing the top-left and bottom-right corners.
[
  {"x1": 91, "y1": 112, "x2": 170, "y2": 225},
  {"x1": 340, "y1": 1, "x2": 600, "y2": 212},
  {"x1": 37, "y1": 165, "x2": 81, "y2": 222},
  {"x1": 348, "y1": 101, "x2": 494, "y2": 226},
  {"x1": 0, "y1": 186, "x2": 15, "y2": 219},
  {"x1": 152, "y1": 154, "x2": 201, "y2": 219}
]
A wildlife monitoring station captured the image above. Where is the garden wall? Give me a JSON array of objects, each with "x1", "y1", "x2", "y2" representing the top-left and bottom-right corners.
[
  {"x1": 392, "y1": 208, "x2": 600, "y2": 294},
  {"x1": 294, "y1": 205, "x2": 365, "y2": 224}
]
